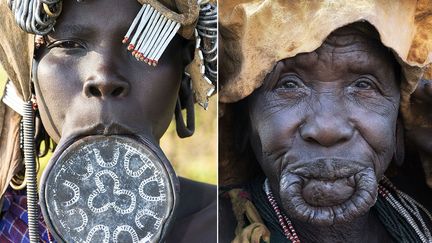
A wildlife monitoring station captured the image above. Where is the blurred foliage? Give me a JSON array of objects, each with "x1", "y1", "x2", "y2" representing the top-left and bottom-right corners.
[
  {"x1": 0, "y1": 68, "x2": 5, "y2": 93},
  {"x1": 161, "y1": 100, "x2": 217, "y2": 184},
  {"x1": 0, "y1": 66, "x2": 217, "y2": 185}
]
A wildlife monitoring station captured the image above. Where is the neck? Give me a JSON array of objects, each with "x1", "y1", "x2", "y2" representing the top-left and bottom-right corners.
[{"x1": 291, "y1": 211, "x2": 392, "y2": 243}]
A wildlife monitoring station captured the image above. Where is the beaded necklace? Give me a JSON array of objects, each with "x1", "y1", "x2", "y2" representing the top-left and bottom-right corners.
[
  {"x1": 263, "y1": 180, "x2": 300, "y2": 243},
  {"x1": 263, "y1": 178, "x2": 432, "y2": 243}
]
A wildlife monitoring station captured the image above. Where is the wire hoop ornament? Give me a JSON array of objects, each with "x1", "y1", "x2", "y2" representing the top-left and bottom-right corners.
[
  {"x1": 7, "y1": 0, "x2": 62, "y2": 35},
  {"x1": 196, "y1": 0, "x2": 217, "y2": 84}
]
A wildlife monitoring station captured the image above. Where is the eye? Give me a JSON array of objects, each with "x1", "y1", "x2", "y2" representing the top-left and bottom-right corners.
[
  {"x1": 353, "y1": 78, "x2": 376, "y2": 90},
  {"x1": 276, "y1": 75, "x2": 303, "y2": 90},
  {"x1": 47, "y1": 40, "x2": 85, "y2": 49},
  {"x1": 282, "y1": 81, "x2": 299, "y2": 89}
]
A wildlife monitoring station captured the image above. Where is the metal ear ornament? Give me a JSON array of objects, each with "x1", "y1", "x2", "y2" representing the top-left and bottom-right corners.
[{"x1": 7, "y1": 0, "x2": 62, "y2": 35}]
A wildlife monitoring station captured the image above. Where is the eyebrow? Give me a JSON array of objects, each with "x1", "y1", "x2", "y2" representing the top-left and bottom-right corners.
[{"x1": 52, "y1": 24, "x2": 94, "y2": 37}]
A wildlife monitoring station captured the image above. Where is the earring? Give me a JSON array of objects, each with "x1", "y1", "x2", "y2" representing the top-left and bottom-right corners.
[
  {"x1": 9, "y1": 170, "x2": 27, "y2": 190},
  {"x1": 175, "y1": 75, "x2": 195, "y2": 138}
]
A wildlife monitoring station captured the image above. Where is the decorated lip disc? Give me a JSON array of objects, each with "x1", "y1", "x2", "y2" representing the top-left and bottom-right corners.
[{"x1": 40, "y1": 135, "x2": 178, "y2": 243}]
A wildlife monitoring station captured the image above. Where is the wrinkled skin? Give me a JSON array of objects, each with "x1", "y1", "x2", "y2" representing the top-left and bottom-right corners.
[
  {"x1": 248, "y1": 25, "x2": 400, "y2": 241},
  {"x1": 407, "y1": 79, "x2": 432, "y2": 188},
  {"x1": 33, "y1": 0, "x2": 216, "y2": 242}
]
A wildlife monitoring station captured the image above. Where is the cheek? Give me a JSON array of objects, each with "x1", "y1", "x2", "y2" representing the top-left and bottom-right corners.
[
  {"x1": 250, "y1": 94, "x2": 306, "y2": 155},
  {"x1": 134, "y1": 70, "x2": 180, "y2": 138},
  {"x1": 249, "y1": 93, "x2": 307, "y2": 180},
  {"x1": 350, "y1": 106, "x2": 397, "y2": 175},
  {"x1": 36, "y1": 53, "x2": 82, "y2": 140}
]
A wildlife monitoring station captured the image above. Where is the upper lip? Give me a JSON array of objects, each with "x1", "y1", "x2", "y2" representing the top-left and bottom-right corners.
[
  {"x1": 59, "y1": 122, "x2": 138, "y2": 146},
  {"x1": 286, "y1": 158, "x2": 368, "y2": 180}
]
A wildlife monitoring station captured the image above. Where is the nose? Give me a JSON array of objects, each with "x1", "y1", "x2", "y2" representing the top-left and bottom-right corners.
[
  {"x1": 83, "y1": 54, "x2": 130, "y2": 99},
  {"x1": 83, "y1": 79, "x2": 129, "y2": 98},
  {"x1": 300, "y1": 103, "x2": 354, "y2": 147}
]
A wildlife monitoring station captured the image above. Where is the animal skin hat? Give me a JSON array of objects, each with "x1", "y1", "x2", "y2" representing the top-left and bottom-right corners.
[
  {"x1": 219, "y1": 0, "x2": 432, "y2": 185},
  {"x1": 0, "y1": 0, "x2": 216, "y2": 198}
]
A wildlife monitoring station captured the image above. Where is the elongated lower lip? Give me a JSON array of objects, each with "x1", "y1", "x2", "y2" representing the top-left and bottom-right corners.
[
  {"x1": 279, "y1": 167, "x2": 378, "y2": 225},
  {"x1": 301, "y1": 174, "x2": 356, "y2": 187}
]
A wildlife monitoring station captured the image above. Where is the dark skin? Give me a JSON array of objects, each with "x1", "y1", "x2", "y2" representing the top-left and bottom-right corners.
[
  {"x1": 247, "y1": 26, "x2": 400, "y2": 242},
  {"x1": 33, "y1": 0, "x2": 216, "y2": 242}
]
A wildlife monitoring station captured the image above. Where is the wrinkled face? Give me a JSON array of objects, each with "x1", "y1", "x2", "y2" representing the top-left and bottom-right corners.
[
  {"x1": 248, "y1": 27, "x2": 400, "y2": 225},
  {"x1": 35, "y1": 0, "x2": 187, "y2": 145},
  {"x1": 407, "y1": 79, "x2": 432, "y2": 187}
]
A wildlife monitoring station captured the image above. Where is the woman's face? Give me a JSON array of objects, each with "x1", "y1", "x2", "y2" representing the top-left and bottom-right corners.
[
  {"x1": 247, "y1": 26, "x2": 401, "y2": 225},
  {"x1": 35, "y1": 0, "x2": 187, "y2": 144}
]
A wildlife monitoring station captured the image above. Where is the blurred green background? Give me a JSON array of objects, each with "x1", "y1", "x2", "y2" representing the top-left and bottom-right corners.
[{"x1": 0, "y1": 66, "x2": 217, "y2": 185}]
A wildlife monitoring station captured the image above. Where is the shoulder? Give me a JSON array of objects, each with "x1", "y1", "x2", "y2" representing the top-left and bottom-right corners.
[{"x1": 166, "y1": 177, "x2": 217, "y2": 243}]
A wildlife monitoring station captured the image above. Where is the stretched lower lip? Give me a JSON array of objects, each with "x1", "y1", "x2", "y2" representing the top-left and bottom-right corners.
[
  {"x1": 301, "y1": 175, "x2": 356, "y2": 207},
  {"x1": 279, "y1": 167, "x2": 378, "y2": 225}
]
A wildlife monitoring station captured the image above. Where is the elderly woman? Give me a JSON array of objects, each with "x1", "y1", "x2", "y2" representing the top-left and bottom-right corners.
[
  {"x1": 219, "y1": 1, "x2": 432, "y2": 242},
  {"x1": 0, "y1": 0, "x2": 216, "y2": 242}
]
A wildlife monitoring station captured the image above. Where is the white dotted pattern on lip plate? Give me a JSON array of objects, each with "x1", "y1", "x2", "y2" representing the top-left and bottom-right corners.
[{"x1": 44, "y1": 136, "x2": 174, "y2": 243}]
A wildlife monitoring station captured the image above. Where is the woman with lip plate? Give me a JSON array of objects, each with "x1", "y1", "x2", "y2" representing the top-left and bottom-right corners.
[
  {"x1": 0, "y1": 0, "x2": 217, "y2": 242},
  {"x1": 219, "y1": 1, "x2": 432, "y2": 242}
]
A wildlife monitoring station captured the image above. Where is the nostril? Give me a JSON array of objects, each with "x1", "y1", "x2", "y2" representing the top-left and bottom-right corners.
[
  {"x1": 304, "y1": 136, "x2": 317, "y2": 144},
  {"x1": 111, "y1": 87, "x2": 124, "y2": 97},
  {"x1": 89, "y1": 86, "x2": 102, "y2": 97}
]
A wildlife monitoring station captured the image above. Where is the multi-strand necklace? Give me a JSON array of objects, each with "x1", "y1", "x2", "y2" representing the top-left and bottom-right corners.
[
  {"x1": 263, "y1": 178, "x2": 432, "y2": 243},
  {"x1": 378, "y1": 177, "x2": 432, "y2": 242},
  {"x1": 263, "y1": 180, "x2": 300, "y2": 243}
]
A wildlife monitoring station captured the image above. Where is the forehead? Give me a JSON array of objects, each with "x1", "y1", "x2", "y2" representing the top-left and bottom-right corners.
[
  {"x1": 289, "y1": 25, "x2": 396, "y2": 76},
  {"x1": 53, "y1": 0, "x2": 141, "y2": 36}
]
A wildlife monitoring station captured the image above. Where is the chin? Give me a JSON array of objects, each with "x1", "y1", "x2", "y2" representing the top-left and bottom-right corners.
[{"x1": 277, "y1": 158, "x2": 379, "y2": 226}]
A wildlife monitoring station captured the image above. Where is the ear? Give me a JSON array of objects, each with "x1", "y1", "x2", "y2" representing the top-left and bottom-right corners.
[{"x1": 393, "y1": 118, "x2": 405, "y2": 166}]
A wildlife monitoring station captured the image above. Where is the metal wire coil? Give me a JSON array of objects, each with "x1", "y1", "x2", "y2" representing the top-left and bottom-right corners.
[
  {"x1": 7, "y1": 0, "x2": 62, "y2": 35},
  {"x1": 23, "y1": 102, "x2": 39, "y2": 243},
  {"x1": 197, "y1": 2, "x2": 217, "y2": 84}
]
